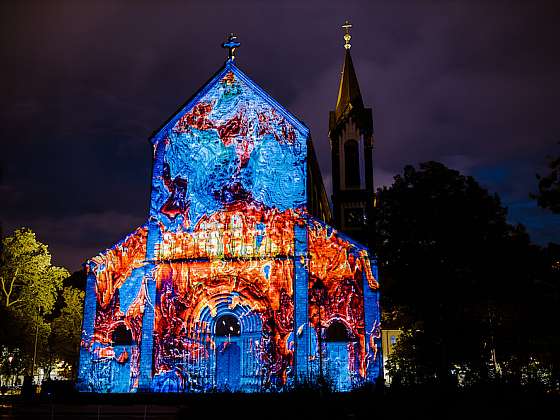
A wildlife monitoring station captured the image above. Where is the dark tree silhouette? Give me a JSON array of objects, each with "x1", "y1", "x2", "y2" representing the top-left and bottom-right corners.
[
  {"x1": 375, "y1": 162, "x2": 558, "y2": 388},
  {"x1": 534, "y1": 145, "x2": 560, "y2": 214}
]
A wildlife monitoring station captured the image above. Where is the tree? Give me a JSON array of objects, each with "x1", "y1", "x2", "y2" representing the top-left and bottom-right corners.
[
  {"x1": 49, "y1": 286, "x2": 84, "y2": 378},
  {"x1": 0, "y1": 228, "x2": 68, "y2": 374},
  {"x1": 533, "y1": 145, "x2": 560, "y2": 213},
  {"x1": 375, "y1": 162, "x2": 545, "y2": 386}
]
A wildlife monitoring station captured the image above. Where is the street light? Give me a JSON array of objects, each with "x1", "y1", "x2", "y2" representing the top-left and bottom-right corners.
[{"x1": 8, "y1": 356, "x2": 14, "y2": 389}]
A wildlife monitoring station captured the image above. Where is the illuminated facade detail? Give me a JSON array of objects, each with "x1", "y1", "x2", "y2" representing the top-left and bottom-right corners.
[{"x1": 77, "y1": 45, "x2": 381, "y2": 393}]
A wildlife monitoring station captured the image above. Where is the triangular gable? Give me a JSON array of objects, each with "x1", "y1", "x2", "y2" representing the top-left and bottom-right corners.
[
  {"x1": 307, "y1": 215, "x2": 379, "y2": 291},
  {"x1": 150, "y1": 61, "x2": 309, "y2": 144},
  {"x1": 85, "y1": 223, "x2": 148, "y2": 271},
  {"x1": 307, "y1": 215, "x2": 370, "y2": 253}
]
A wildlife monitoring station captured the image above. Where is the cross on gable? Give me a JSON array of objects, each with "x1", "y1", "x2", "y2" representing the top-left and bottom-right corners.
[{"x1": 222, "y1": 33, "x2": 241, "y2": 62}]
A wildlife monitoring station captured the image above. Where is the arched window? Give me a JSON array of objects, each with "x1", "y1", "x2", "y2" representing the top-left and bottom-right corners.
[
  {"x1": 344, "y1": 140, "x2": 360, "y2": 188},
  {"x1": 215, "y1": 314, "x2": 241, "y2": 336},
  {"x1": 324, "y1": 321, "x2": 350, "y2": 342},
  {"x1": 112, "y1": 324, "x2": 133, "y2": 345}
]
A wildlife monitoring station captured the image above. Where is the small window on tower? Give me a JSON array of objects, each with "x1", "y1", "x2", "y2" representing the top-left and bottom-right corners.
[{"x1": 344, "y1": 139, "x2": 360, "y2": 188}]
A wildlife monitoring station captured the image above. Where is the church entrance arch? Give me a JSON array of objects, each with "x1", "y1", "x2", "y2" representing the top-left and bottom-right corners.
[
  {"x1": 198, "y1": 292, "x2": 264, "y2": 392},
  {"x1": 324, "y1": 320, "x2": 352, "y2": 391},
  {"x1": 215, "y1": 314, "x2": 242, "y2": 391}
]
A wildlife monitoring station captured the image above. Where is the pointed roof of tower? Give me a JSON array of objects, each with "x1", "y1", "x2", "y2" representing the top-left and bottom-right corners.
[
  {"x1": 334, "y1": 21, "x2": 364, "y2": 124},
  {"x1": 335, "y1": 49, "x2": 364, "y2": 120}
]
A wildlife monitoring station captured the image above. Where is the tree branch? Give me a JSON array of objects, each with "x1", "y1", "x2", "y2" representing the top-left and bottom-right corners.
[
  {"x1": 1, "y1": 267, "x2": 20, "y2": 307},
  {"x1": 6, "y1": 298, "x2": 22, "y2": 308},
  {"x1": 1, "y1": 276, "x2": 7, "y2": 298}
]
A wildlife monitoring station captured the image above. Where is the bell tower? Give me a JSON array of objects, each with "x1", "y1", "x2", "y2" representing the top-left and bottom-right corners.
[{"x1": 330, "y1": 21, "x2": 375, "y2": 247}]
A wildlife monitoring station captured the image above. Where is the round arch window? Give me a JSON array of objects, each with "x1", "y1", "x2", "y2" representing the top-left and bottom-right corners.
[
  {"x1": 112, "y1": 324, "x2": 133, "y2": 345},
  {"x1": 215, "y1": 314, "x2": 241, "y2": 336},
  {"x1": 324, "y1": 321, "x2": 350, "y2": 342}
]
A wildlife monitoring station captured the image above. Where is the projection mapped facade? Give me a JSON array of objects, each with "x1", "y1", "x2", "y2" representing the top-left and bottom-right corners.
[{"x1": 77, "y1": 34, "x2": 381, "y2": 393}]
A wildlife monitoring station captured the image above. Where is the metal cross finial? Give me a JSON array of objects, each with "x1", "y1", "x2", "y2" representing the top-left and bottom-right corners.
[
  {"x1": 222, "y1": 33, "x2": 241, "y2": 62},
  {"x1": 342, "y1": 20, "x2": 352, "y2": 50}
]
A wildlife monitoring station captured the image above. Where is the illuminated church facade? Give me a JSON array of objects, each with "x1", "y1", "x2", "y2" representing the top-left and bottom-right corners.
[{"x1": 77, "y1": 27, "x2": 381, "y2": 393}]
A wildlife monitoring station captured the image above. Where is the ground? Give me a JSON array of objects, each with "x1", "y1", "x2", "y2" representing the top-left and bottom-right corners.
[{"x1": 0, "y1": 386, "x2": 557, "y2": 419}]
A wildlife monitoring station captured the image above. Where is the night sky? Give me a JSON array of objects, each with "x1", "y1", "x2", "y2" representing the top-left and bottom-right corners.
[{"x1": 1, "y1": 0, "x2": 559, "y2": 271}]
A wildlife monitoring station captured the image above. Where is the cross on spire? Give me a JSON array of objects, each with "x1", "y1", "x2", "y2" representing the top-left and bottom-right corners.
[
  {"x1": 222, "y1": 33, "x2": 241, "y2": 62},
  {"x1": 335, "y1": 19, "x2": 364, "y2": 122},
  {"x1": 342, "y1": 20, "x2": 352, "y2": 50}
]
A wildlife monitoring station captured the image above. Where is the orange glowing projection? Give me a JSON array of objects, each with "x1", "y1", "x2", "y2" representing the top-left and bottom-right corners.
[{"x1": 77, "y1": 42, "x2": 381, "y2": 393}]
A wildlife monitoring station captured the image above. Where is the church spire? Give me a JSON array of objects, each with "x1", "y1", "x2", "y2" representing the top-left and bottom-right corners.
[
  {"x1": 329, "y1": 20, "x2": 374, "y2": 247},
  {"x1": 335, "y1": 21, "x2": 364, "y2": 123}
]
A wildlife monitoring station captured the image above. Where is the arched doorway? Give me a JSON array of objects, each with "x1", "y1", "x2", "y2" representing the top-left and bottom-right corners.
[
  {"x1": 106, "y1": 324, "x2": 133, "y2": 392},
  {"x1": 195, "y1": 293, "x2": 264, "y2": 392},
  {"x1": 324, "y1": 321, "x2": 352, "y2": 391},
  {"x1": 215, "y1": 314, "x2": 242, "y2": 391}
]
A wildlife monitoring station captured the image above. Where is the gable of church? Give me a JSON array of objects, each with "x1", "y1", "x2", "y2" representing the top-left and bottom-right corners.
[{"x1": 150, "y1": 64, "x2": 308, "y2": 232}]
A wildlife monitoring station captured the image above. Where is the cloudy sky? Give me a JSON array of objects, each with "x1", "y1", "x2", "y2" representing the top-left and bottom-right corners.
[{"x1": 1, "y1": 0, "x2": 559, "y2": 270}]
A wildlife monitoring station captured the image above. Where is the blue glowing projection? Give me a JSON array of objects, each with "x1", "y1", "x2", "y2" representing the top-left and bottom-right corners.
[{"x1": 77, "y1": 52, "x2": 381, "y2": 393}]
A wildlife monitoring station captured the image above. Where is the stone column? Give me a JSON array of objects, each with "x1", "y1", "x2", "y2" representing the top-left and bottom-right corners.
[
  {"x1": 76, "y1": 268, "x2": 97, "y2": 391},
  {"x1": 138, "y1": 139, "x2": 166, "y2": 392},
  {"x1": 362, "y1": 256, "x2": 382, "y2": 382},
  {"x1": 293, "y1": 223, "x2": 310, "y2": 383}
]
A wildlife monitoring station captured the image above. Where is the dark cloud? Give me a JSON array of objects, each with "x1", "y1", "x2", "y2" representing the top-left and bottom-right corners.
[{"x1": 1, "y1": 0, "x2": 559, "y2": 270}]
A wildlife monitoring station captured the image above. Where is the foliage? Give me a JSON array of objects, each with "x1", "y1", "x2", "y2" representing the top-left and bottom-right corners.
[
  {"x1": 375, "y1": 162, "x2": 559, "y2": 389},
  {"x1": 0, "y1": 228, "x2": 67, "y2": 316},
  {"x1": 533, "y1": 145, "x2": 560, "y2": 213},
  {"x1": 385, "y1": 329, "x2": 435, "y2": 387},
  {"x1": 0, "y1": 228, "x2": 69, "y2": 373},
  {"x1": 50, "y1": 286, "x2": 84, "y2": 377}
]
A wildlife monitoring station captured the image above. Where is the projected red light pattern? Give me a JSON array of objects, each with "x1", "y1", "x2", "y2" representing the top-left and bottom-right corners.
[{"x1": 77, "y1": 61, "x2": 381, "y2": 393}]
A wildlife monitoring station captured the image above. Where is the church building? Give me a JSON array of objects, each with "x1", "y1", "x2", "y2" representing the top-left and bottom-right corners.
[{"x1": 77, "y1": 25, "x2": 381, "y2": 393}]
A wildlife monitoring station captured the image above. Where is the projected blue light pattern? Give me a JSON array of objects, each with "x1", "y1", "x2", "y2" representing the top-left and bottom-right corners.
[
  {"x1": 76, "y1": 60, "x2": 382, "y2": 394},
  {"x1": 151, "y1": 69, "x2": 306, "y2": 232}
]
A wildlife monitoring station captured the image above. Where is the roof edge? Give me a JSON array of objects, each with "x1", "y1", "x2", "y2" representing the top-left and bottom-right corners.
[
  {"x1": 229, "y1": 64, "x2": 309, "y2": 135},
  {"x1": 84, "y1": 221, "x2": 149, "y2": 268},
  {"x1": 307, "y1": 215, "x2": 374, "y2": 257},
  {"x1": 149, "y1": 61, "x2": 309, "y2": 145},
  {"x1": 149, "y1": 63, "x2": 230, "y2": 144}
]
